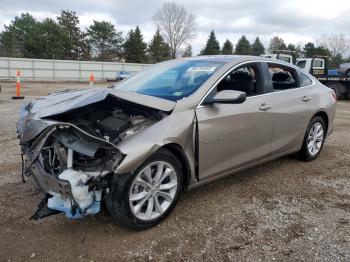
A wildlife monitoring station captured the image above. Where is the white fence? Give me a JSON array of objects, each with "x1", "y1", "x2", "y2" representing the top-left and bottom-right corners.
[{"x1": 0, "y1": 57, "x2": 151, "y2": 81}]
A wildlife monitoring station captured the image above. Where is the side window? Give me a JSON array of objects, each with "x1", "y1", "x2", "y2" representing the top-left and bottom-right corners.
[
  {"x1": 298, "y1": 71, "x2": 313, "y2": 87},
  {"x1": 296, "y1": 60, "x2": 306, "y2": 69},
  {"x1": 313, "y1": 59, "x2": 323, "y2": 68},
  {"x1": 215, "y1": 64, "x2": 261, "y2": 97},
  {"x1": 268, "y1": 63, "x2": 299, "y2": 91}
]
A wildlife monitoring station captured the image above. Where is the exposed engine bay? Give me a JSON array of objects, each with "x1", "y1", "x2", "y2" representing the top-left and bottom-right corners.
[{"x1": 18, "y1": 91, "x2": 169, "y2": 219}]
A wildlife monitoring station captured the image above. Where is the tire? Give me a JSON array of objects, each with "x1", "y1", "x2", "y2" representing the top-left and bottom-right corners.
[
  {"x1": 346, "y1": 69, "x2": 350, "y2": 78},
  {"x1": 299, "y1": 116, "x2": 326, "y2": 162},
  {"x1": 106, "y1": 149, "x2": 183, "y2": 229},
  {"x1": 326, "y1": 83, "x2": 342, "y2": 99}
]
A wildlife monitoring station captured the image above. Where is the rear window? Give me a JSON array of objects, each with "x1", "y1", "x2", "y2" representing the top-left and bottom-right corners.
[{"x1": 298, "y1": 71, "x2": 313, "y2": 87}]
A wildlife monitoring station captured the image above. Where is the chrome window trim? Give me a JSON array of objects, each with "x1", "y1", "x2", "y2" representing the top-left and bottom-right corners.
[
  {"x1": 245, "y1": 82, "x2": 316, "y2": 100},
  {"x1": 196, "y1": 59, "x2": 316, "y2": 109}
]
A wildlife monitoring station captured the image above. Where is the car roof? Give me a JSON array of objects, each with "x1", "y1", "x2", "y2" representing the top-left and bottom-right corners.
[
  {"x1": 176, "y1": 55, "x2": 267, "y2": 63},
  {"x1": 154, "y1": 55, "x2": 299, "y2": 74},
  {"x1": 177, "y1": 55, "x2": 305, "y2": 74}
]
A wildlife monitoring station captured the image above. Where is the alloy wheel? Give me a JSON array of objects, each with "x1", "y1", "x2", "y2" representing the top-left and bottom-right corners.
[
  {"x1": 307, "y1": 122, "x2": 324, "y2": 156},
  {"x1": 129, "y1": 161, "x2": 178, "y2": 221}
]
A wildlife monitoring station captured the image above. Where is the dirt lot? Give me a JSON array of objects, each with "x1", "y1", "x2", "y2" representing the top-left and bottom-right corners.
[{"x1": 0, "y1": 81, "x2": 349, "y2": 261}]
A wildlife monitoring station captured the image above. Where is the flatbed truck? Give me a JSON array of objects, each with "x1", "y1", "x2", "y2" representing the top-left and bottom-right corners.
[{"x1": 296, "y1": 57, "x2": 350, "y2": 99}]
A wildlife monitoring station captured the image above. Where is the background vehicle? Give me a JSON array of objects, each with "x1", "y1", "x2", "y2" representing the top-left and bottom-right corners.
[
  {"x1": 296, "y1": 57, "x2": 350, "y2": 99},
  {"x1": 338, "y1": 63, "x2": 350, "y2": 77},
  {"x1": 261, "y1": 53, "x2": 293, "y2": 64},
  {"x1": 116, "y1": 70, "x2": 131, "y2": 81}
]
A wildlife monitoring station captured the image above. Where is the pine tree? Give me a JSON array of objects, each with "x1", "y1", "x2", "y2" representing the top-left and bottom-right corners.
[
  {"x1": 36, "y1": 18, "x2": 66, "y2": 59},
  {"x1": 182, "y1": 44, "x2": 193, "y2": 57},
  {"x1": 0, "y1": 13, "x2": 38, "y2": 57},
  {"x1": 304, "y1": 42, "x2": 331, "y2": 58},
  {"x1": 251, "y1": 37, "x2": 265, "y2": 56},
  {"x1": 148, "y1": 29, "x2": 170, "y2": 63},
  {"x1": 57, "y1": 10, "x2": 88, "y2": 60},
  {"x1": 221, "y1": 39, "x2": 233, "y2": 55},
  {"x1": 200, "y1": 30, "x2": 220, "y2": 55},
  {"x1": 235, "y1": 35, "x2": 252, "y2": 55},
  {"x1": 0, "y1": 14, "x2": 68, "y2": 59},
  {"x1": 87, "y1": 20, "x2": 123, "y2": 61},
  {"x1": 123, "y1": 26, "x2": 147, "y2": 63}
]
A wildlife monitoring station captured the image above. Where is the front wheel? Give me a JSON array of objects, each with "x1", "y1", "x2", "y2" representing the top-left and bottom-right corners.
[
  {"x1": 106, "y1": 149, "x2": 183, "y2": 229},
  {"x1": 299, "y1": 116, "x2": 326, "y2": 161}
]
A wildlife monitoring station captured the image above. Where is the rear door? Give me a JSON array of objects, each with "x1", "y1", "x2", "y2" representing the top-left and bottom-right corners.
[{"x1": 261, "y1": 62, "x2": 318, "y2": 156}]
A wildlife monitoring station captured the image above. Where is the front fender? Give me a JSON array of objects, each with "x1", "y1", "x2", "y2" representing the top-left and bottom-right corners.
[{"x1": 115, "y1": 110, "x2": 196, "y2": 176}]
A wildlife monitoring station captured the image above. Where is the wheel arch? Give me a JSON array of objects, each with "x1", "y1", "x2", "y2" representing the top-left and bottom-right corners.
[
  {"x1": 312, "y1": 111, "x2": 329, "y2": 135},
  {"x1": 160, "y1": 143, "x2": 192, "y2": 190}
]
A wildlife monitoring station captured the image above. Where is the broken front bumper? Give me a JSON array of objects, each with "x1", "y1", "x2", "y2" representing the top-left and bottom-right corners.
[
  {"x1": 29, "y1": 156, "x2": 71, "y2": 199},
  {"x1": 25, "y1": 149, "x2": 104, "y2": 219},
  {"x1": 21, "y1": 126, "x2": 109, "y2": 219}
]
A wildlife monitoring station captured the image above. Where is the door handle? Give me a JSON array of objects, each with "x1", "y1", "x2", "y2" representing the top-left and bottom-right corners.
[
  {"x1": 301, "y1": 96, "x2": 311, "y2": 102},
  {"x1": 259, "y1": 103, "x2": 272, "y2": 111}
]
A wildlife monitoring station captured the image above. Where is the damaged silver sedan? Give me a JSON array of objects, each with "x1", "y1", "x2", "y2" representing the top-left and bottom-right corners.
[{"x1": 17, "y1": 56, "x2": 336, "y2": 229}]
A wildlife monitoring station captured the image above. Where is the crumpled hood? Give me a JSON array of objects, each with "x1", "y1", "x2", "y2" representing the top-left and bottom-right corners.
[
  {"x1": 17, "y1": 87, "x2": 176, "y2": 142},
  {"x1": 30, "y1": 87, "x2": 175, "y2": 118}
]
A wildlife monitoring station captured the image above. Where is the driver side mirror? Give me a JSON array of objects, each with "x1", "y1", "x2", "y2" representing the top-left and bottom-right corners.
[{"x1": 203, "y1": 90, "x2": 246, "y2": 105}]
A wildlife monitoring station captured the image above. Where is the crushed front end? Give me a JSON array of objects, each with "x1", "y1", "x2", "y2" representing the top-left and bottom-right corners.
[
  {"x1": 21, "y1": 123, "x2": 123, "y2": 219},
  {"x1": 17, "y1": 89, "x2": 166, "y2": 220}
]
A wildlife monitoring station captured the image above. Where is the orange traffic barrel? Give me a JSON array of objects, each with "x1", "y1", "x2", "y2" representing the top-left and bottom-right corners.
[
  {"x1": 89, "y1": 73, "x2": 95, "y2": 86},
  {"x1": 12, "y1": 70, "x2": 24, "y2": 99}
]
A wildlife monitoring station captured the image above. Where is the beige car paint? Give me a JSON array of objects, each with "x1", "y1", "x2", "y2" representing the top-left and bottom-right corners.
[
  {"x1": 109, "y1": 88, "x2": 176, "y2": 112},
  {"x1": 264, "y1": 85, "x2": 319, "y2": 156},
  {"x1": 195, "y1": 96, "x2": 273, "y2": 180},
  {"x1": 115, "y1": 109, "x2": 197, "y2": 184},
  {"x1": 114, "y1": 56, "x2": 336, "y2": 188}
]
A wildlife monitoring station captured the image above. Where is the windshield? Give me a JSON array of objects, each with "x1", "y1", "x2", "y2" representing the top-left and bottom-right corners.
[{"x1": 113, "y1": 59, "x2": 225, "y2": 101}]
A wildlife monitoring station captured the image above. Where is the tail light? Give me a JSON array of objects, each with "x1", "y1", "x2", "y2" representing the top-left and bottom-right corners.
[{"x1": 331, "y1": 90, "x2": 337, "y2": 101}]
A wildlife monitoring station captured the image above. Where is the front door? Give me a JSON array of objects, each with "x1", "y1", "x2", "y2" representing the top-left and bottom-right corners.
[{"x1": 195, "y1": 63, "x2": 273, "y2": 180}]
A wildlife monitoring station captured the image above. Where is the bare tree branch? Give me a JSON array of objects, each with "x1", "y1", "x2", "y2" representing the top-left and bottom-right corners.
[
  {"x1": 153, "y1": 2, "x2": 195, "y2": 58},
  {"x1": 317, "y1": 34, "x2": 350, "y2": 57}
]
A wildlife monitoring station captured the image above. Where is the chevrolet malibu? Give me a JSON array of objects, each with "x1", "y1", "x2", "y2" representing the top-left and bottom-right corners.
[{"x1": 17, "y1": 56, "x2": 336, "y2": 229}]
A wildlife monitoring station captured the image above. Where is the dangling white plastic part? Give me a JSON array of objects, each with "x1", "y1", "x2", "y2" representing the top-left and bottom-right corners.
[
  {"x1": 48, "y1": 169, "x2": 102, "y2": 219},
  {"x1": 48, "y1": 148, "x2": 102, "y2": 219},
  {"x1": 67, "y1": 148, "x2": 73, "y2": 168}
]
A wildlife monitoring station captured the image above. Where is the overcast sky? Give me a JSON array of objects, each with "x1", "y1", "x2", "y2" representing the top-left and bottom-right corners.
[{"x1": 1, "y1": 0, "x2": 349, "y2": 54}]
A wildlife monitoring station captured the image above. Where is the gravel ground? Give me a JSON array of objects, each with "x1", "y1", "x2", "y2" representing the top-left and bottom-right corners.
[{"x1": 0, "y1": 81, "x2": 349, "y2": 262}]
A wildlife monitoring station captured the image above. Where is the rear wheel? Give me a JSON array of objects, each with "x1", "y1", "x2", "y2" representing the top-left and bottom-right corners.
[
  {"x1": 299, "y1": 116, "x2": 326, "y2": 161},
  {"x1": 106, "y1": 149, "x2": 183, "y2": 229}
]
